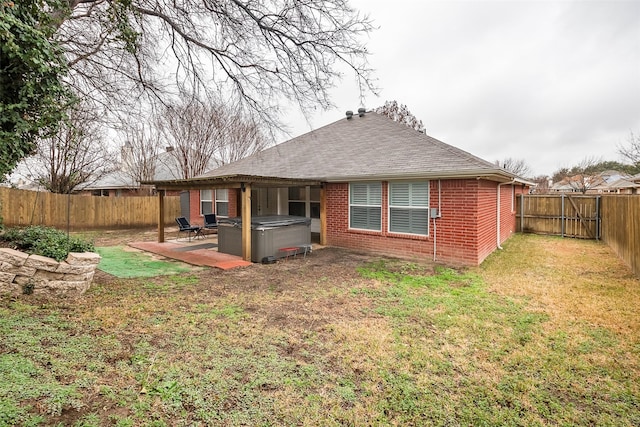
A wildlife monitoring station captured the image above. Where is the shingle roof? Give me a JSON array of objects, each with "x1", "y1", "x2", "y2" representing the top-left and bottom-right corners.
[{"x1": 199, "y1": 111, "x2": 513, "y2": 182}]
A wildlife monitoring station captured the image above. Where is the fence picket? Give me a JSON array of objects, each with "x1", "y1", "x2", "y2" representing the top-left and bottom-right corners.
[{"x1": 0, "y1": 188, "x2": 180, "y2": 230}]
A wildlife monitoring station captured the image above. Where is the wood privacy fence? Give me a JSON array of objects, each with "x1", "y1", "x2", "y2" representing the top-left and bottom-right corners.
[
  {"x1": 600, "y1": 195, "x2": 640, "y2": 277},
  {"x1": 517, "y1": 194, "x2": 640, "y2": 277},
  {"x1": 516, "y1": 194, "x2": 600, "y2": 239},
  {"x1": 0, "y1": 187, "x2": 181, "y2": 230}
]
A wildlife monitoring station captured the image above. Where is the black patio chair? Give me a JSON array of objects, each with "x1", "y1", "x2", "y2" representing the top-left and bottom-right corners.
[
  {"x1": 175, "y1": 217, "x2": 203, "y2": 241},
  {"x1": 204, "y1": 213, "x2": 218, "y2": 233}
]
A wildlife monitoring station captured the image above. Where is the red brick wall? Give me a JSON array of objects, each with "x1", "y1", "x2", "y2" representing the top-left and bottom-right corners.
[
  {"x1": 476, "y1": 180, "x2": 498, "y2": 264},
  {"x1": 228, "y1": 189, "x2": 239, "y2": 217},
  {"x1": 185, "y1": 180, "x2": 523, "y2": 266},
  {"x1": 325, "y1": 179, "x2": 520, "y2": 266},
  {"x1": 188, "y1": 190, "x2": 203, "y2": 225},
  {"x1": 434, "y1": 179, "x2": 481, "y2": 265},
  {"x1": 188, "y1": 189, "x2": 240, "y2": 225}
]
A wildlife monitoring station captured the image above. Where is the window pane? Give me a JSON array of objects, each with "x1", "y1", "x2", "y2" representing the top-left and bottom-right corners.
[
  {"x1": 351, "y1": 206, "x2": 381, "y2": 230},
  {"x1": 216, "y1": 202, "x2": 228, "y2": 217},
  {"x1": 201, "y1": 201, "x2": 213, "y2": 215},
  {"x1": 411, "y1": 182, "x2": 430, "y2": 206},
  {"x1": 389, "y1": 181, "x2": 429, "y2": 235},
  {"x1": 349, "y1": 182, "x2": 382, "y2": 230},
  {"x1": 288, "y1": 187, "x2": 306, "y2": 200},
  {"x1": 390, "y1": 208, "x2": 428, "y2": 235},
  {"x1": 350, "y1": 183, "x2": 369, "y2": 204},
  {"x1": 289, "y1": 201, "x2": 306, "y2": 217},
  {"x1": 201, "y1": 189, "x2": 212, "y2": 202},
  {"x1": 310, "y1": 186, "x2": 321, "y2": 201},
  {"x1": 390, "y1": 183, "x2": 410, "y2": 206},
  {"x1": 215, "y1": 189, "x2": 228, "y2": 201},
  {"x1": 350, "y1": 182, "x2": 381, "y2": 205},
  {"x1": 310, "y1": 202, "x2": 320, "y2": 219}
]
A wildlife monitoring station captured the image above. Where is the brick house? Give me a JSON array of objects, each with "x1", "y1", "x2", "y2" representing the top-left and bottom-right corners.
[{"x1": 150, "y1": 110, "x2": 530, "y2": 266}]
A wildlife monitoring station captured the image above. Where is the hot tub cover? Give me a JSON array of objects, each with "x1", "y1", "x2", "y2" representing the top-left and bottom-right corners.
[{"x1": 218, "y1": 215, "x2": 311, "y2": 229}]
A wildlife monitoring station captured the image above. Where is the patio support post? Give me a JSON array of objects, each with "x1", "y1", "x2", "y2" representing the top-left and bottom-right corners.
[
  {"x1": 158, "y1": 190, "x2": 165, "y2": 243},
  {"x1": 241, "y1": 183, "x2": 252, "y2": 262},
  {"x1": 320, "y1": 184, "x2": 327, "y2": 245}
]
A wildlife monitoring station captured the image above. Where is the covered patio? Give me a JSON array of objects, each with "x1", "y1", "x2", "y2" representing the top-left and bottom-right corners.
[{"x1": 145, "y1": 174, "x2": 324, "y2": 263}]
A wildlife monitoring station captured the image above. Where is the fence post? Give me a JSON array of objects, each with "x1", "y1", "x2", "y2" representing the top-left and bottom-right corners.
[
  {"x1": 520, "y1": 194, "x2": 524, "y2": 232},
  {"x1": 595, "y1": 196, "x2": 600, "y2": 240},
  {"x1": 561, "y1": 194, "x2": 565, "y2": 238}
]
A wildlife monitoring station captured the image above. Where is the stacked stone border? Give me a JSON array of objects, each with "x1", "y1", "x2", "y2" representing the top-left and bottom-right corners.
[{"x1": 0, "y1": 248, "x2": 101, "y2": 296}]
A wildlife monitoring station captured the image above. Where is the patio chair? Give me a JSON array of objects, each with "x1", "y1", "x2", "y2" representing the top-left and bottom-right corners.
[
  {"x1": 175, "y1": 217, "x2": 203, "y2": 241},
  {"x1": 203, "y1": 213, "x2": 218, "y2": 234}
]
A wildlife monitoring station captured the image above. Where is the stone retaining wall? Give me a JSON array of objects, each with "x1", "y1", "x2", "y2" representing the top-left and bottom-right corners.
[{"x1": 0, "y1": 249, "x2": 101, "y2": 296}]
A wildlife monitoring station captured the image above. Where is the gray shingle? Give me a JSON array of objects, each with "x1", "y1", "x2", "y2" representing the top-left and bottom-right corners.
[{"x1": 200, "y1": 112, "x2": 507, "y2": 181}]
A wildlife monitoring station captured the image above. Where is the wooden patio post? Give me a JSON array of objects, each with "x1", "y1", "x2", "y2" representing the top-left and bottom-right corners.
[
  {"x1": 158, "y1": 190, "x2": 165, "y2": 243},
  {"x1": 320, "y1": 184, "x2": 327, "y2": 245},
  {"x1": 241, "y1": 183, "x2": 252, "y2": 261}
]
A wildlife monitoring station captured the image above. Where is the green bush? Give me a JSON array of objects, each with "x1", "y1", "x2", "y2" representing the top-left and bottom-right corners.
[{"x1": 1, "y1": 226, "x2": 95, "y2": 261}]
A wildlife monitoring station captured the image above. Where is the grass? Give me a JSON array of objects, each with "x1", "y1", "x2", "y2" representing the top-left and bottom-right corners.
[
  {"x1": 95, "y1": 246, "x2": 193, "y2": 278},
  {"x1": 1, "y1": 234, "x2": 638, "y2": 426}
]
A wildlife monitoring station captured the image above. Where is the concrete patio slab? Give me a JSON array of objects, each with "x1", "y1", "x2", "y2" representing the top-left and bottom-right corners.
[{"x1": 129, "y1": 240, "x2": 251, "y2": 270}]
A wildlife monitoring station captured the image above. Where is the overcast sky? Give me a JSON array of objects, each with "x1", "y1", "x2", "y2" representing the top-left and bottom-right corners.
[{"x1": 286, "y1": 0, "x2": 640, "y2": 177}]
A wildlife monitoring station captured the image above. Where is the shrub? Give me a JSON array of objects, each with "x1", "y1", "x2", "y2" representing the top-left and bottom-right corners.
[{"x1": 1, "y1": 226, "x2": 95, "y2": 261}]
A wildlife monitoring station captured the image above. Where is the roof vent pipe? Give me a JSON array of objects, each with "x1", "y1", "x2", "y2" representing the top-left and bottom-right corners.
[
  {"x1": 346, "y1": 110, "x2": 353, "y2": 119},
  {"x1": 358, "y1": 107, "x2": 366, "y2": 117}
]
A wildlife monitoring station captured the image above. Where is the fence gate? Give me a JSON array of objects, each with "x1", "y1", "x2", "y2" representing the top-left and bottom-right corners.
[{"x1": 517, "y1": 194, "x2": 600, "y2": 239}]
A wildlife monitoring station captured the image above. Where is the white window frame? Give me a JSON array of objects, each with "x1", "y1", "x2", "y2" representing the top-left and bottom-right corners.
[
  {"x1": 349, "y1": 182, "x2": 382, "y2": 231},
  {"x1": 388, "y1": 181, "x2": 430, "y2": 236},
  {"x1": 215, "y1": 189, "x2": 229, "y2": 218},
  {"x1": 200, "y1": 189, "x2": 213, "y2": 215}
]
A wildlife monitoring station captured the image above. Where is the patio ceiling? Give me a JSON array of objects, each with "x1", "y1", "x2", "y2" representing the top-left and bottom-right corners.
[{"x1": 143, "y1": 174, "x2": 322, "y2": 191}]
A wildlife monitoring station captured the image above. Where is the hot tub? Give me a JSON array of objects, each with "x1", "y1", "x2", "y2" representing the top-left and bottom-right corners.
[{"x1": 217, "y1": 215, "x2": 311, "y2": 262}]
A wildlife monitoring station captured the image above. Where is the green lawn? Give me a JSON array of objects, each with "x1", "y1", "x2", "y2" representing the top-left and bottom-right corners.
[
  {"x1": 95, "y1": 246, "x2": 193, "y2": 278},
  {"x1": 1, "y1": 235, "x2": 638, "y2": 426}
]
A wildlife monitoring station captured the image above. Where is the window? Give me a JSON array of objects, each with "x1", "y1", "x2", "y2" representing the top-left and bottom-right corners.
[
  {"x1": 215, "y1": 189, "x2": 229, "y2": 217},
  {"x1": 388, "y1": 181, "x2": 429, "y2": 235},
  {"x1": 310, "y1": 186, "x2": 320, "y2": 219},
  {"x1": 349, "y1": 182, "x2": 382, "y2": 231},
  {"x1": 200, "y1": 190, "x2": 213, "y2": 215},
  {"x1": 288, "y1": 186, "x2": 321, "y2": 218},
  {"x1": 288, "y1": 187, "x2": 306, "y2": 217}
]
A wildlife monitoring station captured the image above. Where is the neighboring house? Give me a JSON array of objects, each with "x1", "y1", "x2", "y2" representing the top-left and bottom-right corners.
[
  {"x1": 76, "y1": 171, "x2": 141, "y2": 197},
  {"x1": 550, "y1": 170, "x2": 636, "y2": 194},
  {"x1": 149, "y1": 110, "x2": 531, "y2": 266},
  {"x1": 76, "y1": 148, "x2": 206, "y2": 197},
  {"x1": 602, "y1": 176, "x2": 640, "y2": 194}
]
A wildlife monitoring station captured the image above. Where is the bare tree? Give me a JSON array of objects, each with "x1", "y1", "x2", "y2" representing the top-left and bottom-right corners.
[
  {"x1": 618, "y1": 131, "x2": 640, "y2": 170},
  {"x1": 118, "y1": 121, "x2": 162, "y2": 194},
  {"x1": 374, "y1": 101, "x2": 425, "y2": 133},
  {"x1": 49, "y1": 0, "x2": 377, "y2": 130},
  {"x1": 156, "y1": 98, "x2": 268, "y2": 179},
  {"x1": 214, "y1": 115, "x2": 269, "y2": 166},
  {"x1": 530, "y1": 175, "x2": 551, "y2": 194},
  {"x1": 551, "y1": 156, "x2": 601, "y2": 193},
  {"x1": 495, "y1": 158, "x2": 532, "y2": 178},
  {"x1": 26, "y1": 103, "x2": 115, "y2": 193}
]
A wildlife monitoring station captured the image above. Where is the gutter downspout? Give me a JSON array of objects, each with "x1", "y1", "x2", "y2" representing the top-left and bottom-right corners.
[
  {"x1": 433, "y1": 179, "x2": 442, "y2": 262},
  {"x1": 496, "y1": 180, "x2": 516, "y2": 250}
]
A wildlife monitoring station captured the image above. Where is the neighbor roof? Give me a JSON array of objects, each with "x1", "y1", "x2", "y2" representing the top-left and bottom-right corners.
[{"x1": 199, "y1": 111, "x2": 516, "y2": 183}]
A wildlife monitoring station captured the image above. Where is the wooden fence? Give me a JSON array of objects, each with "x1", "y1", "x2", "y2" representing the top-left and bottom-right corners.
[
  {"x1": 517, "y1": 194, "x2": 640, "y2": 277},
  {"x1": 0, "y1": 187, "x2": 180, "y2": 230},
  {"x1": 600, "y1": 195, "x2": 640, "y2": 277},
  {"x1": 516, "y1": 194, "x2": 600, "y2": 239}
]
